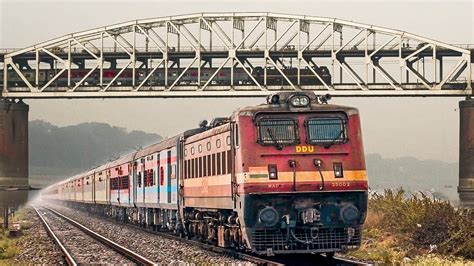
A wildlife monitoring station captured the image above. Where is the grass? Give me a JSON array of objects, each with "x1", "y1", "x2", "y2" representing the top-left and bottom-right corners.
[
  {"x1": 348, "y1": 188, "x2": 474, "y2": 264},
  {"x1": 0, "y1": 207, "x2": 32, "y2": 262}
]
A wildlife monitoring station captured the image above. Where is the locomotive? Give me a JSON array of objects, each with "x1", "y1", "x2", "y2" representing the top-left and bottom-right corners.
[
  {"x1": 0, "y1": 66, "x2": 331, "y2": 87},
  {"x1": 42, "y1": 91, "x2": 368, "y2": 256}
]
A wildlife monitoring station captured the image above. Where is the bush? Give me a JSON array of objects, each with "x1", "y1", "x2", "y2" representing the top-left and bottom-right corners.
[
  {"x1": 369, "y1": 188, "x2": 473, "y2": 259},
  {"x1": 0, "y1": 238, "x2": 18, "y2": 259}
]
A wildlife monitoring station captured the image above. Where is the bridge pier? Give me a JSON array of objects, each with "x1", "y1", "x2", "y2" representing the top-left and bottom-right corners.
[
  {"x1": 459, "y1": 99, "x2": 474, "y2": 208},
  {"x1": 0, "y1": 99, "x2": 29, "y2": 189}
]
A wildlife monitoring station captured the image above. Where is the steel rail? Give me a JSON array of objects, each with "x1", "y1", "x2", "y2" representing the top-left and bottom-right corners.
[
  {"x1": 330, "y1": 255, "x2": 373, "y2": 266},
  {"x1": 136, "y1": 227, "x2": 283, "y2": 266},
  {"x1": 32, "y1": 206, "x2": 77, "y2": 266},
  {"x1": 66, "y1": 205, "x2": 370, "y2": 266},
  {"x1": 110, "y1": 216, "x2": 372, "y2": 266},
  {"x1": 42, "y1": 206, "x2": 157, "y2": 266},
  {"x1": 43, "y1": 204, "x2": 376, "y2": 265},
  {"x1": 45, "y1": 204, "x2": 284, "y2": 265}
]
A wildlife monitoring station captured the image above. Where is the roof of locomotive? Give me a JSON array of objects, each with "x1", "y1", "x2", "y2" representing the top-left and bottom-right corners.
[
  {"x1": 185, "y1": 123, "x2": 230, "y2": 144},
  {"x1": 232, "y1": 93, "x2": 359, "y2": 117},
  {"x1": 233, "y1": 102, "x2": 359, "y2": 117}
]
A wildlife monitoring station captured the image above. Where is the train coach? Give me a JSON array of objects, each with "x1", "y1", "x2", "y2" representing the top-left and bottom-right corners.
[
  {"x1": 1, "y1": 66, "x2": 331, "y2": 88},
  {"x1": 42, "y1": 91, "x2": 368, "y2": 256}
]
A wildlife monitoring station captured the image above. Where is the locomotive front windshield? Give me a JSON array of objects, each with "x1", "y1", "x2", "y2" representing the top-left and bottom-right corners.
[
  {"x1": 306, "y1": 117, "x2": 347, "y2": 145},
  {"x1": 257, "y1": 119, "x2": 298, "y2": 146}
]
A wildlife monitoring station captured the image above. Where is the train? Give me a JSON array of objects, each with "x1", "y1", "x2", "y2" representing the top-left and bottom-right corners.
[
  {"x1": 42, "y1": 91, "x2": 368, "y2": 256},
  {"x1": 0, "y1": 66, "x2": 331, "y2": 88}
]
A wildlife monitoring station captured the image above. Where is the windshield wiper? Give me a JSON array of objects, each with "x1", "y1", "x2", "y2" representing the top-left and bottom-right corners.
[
  {"x1": 267, "y1": 128, "x2": 283, "y2": 150},
  {"x1": 324, "y1": 128, "x2": 344, "y2": 149}
]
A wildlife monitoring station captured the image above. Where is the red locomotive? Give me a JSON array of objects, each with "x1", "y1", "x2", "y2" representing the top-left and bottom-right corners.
[{"x1": 43, "y1": 91, "x2": 368, "y2": 256}]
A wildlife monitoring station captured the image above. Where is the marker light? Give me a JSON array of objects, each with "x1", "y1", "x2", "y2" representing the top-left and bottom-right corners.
[
  {"x1": 268, "y1": 164, "x2": 278, "y2": 180},
  {"x1": 333, "y1": 162, "x2": 344, "y2": 178},
  {"x1": 267, "y1": 94, "x2": 280, "y2": 104}
]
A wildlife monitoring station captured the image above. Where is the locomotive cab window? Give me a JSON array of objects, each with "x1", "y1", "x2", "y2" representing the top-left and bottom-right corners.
[
  {"x1": 305, "y1": 116, "x2": 348, "y2": 146},
  {"x1": 257, "y1": 118, "x2": 298, "y2": 147}
]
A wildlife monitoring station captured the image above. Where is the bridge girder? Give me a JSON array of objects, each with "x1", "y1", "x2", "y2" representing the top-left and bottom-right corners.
[{"x1": 1, "y1": 12, "x2": 472, "y2": 98}]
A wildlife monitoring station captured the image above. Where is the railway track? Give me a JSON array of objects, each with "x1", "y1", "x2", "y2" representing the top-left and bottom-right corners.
[
  {"x1": 40, "y1": 204, "x2": 371, "y2": 265},
  {"x1": 140, "y1": 226, "x2": 370, "y2": 266},
  {"x1": 33, "y1": 206, "x2": 156, "y2": 266}
]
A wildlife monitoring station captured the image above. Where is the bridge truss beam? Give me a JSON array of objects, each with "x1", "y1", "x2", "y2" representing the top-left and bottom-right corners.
[{"x1": 1, "y1": 12, "x2": 472, "y2": 98}]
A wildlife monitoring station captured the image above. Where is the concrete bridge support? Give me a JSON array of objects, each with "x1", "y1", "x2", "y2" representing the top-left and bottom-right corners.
[
  {"x1": 459, "y1": 99, "x2": 474, "y2": 208},
  {"x1": 0, "y1": 99, "x2": 29, "y2": 189}
]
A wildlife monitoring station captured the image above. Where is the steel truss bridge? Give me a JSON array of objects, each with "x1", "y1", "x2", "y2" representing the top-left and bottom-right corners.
[{"x1": 1, "y1": 12, "x2": 473, "y2": 98}]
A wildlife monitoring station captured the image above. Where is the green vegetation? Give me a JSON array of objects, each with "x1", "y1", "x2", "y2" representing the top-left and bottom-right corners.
[
  {"x1": 349, "y1": 189, "x2": 473, "y2": 264},
  {"x1": 0, "y1": 236, "x2": 17, "y2": 260},
  {"x1": 0, "y1": 208, "x2": 35, "y2": 262},
  {"x1": 0, "y1": 221, "x2": 17, "y2": 261}
]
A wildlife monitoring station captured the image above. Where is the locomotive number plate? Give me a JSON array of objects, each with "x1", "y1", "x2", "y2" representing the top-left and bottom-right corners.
[
  {"x1": 295, "y1": 145, "x2": 315, "y2": 153},
  {"x1": 331, "y1": 182, "x2": 351, "y2": 188}
]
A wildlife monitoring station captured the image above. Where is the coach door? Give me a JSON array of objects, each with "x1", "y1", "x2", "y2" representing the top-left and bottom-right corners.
[
  {"x1": 167, "y1": 150, "x2": 172, "y2": 203},
  {"x1": 156, "y1": 154, "x2": 160, "y2": 205},
  {"x1": 132, "y1": 161, "x2": 137, "y2": 205},
  {"x1": 230, "y1": 122, "x2": 238, "y2": 208}
]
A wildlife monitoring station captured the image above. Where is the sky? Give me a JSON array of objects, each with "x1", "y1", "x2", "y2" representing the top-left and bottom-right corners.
[{"x1": 1, "y1": 0, "x2": 473, "y2": 163}]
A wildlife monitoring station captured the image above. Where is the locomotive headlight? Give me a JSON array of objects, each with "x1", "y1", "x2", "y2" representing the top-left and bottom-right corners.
[
  {"x1": 289, "y1": 95, "x2": 310, "y2": 107},
  {"x1": 291, "y1": 97, "x2": 301, "y2": 106},
  {"x1": 299, "y1": 96, "x2": 309, "y2": 106},
  {"x1": 259, "y1": 206, "x2": 279, "y2": 227}
]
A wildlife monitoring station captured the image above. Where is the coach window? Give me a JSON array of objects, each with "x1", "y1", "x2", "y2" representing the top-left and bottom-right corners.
[
  {"x1": 226, "y1": 136, "x2": 231, "y2": 146},
  {"x1": 198, "y1": 144, "x2": 202, "y2": 153},
  {"x1": 188, "y1": 160, "x2": 191, "y2": 179},
  {"x1": 234, "y1": 124, "x2": 240, "y2": 147},
  {"x1": 207, "y1": 155, "x2": 212, "y2": 176},
  {"x1": 212, "y1": 154, "x2": 216, "y2": 176},
  {"x1": 191, "y1": 147, "x2": 195, "y2": 155},
  {"x1": 207, "y1": 142, "x2": 211, "y2": 151},
  {"x1": 194, "y1": 158, "x2": 198, "y2": 178},
  {"x1": 187, "y1": 160, "x2": 190, "y2": 179},
  {"x1": 216, "y1": 139, "x2": 221, "y2": 148},
  {"x1": 195, "y1": 159, "x2": 199, "y2": 178},
  {"x1": 221, "y1": 151, "x2": 226, "y2": 174},
  {"x1": 203, "y1": 156, "x2": 207, "y2": 177},
  {"x1": 199, "y1": 157, "x2": 203, "y2": 177},
  {"x1": 184, "y1": 149, "x2": 188, "y2": 157},
  {"x1": 217, "y1": 153, "x2": 222, "y2": 175},
  {"x1": 148, "y1": 170, "x2": 154, "y2": 187},
  {"x1": 121, "y1": 176, "x2": 129, "y2": 189},
  {"x1": 227, "y1": 150, "x2": 232, "y2": 174}
]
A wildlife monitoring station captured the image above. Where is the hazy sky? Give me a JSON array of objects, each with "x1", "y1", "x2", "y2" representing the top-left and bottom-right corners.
[{"x1": 1, "y1": 0, "x2": 473, "y2": 163}]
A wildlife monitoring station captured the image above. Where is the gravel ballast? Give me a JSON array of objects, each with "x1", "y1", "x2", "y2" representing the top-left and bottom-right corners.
[
  {"x1": 13, "y1": 207, "x2": 65, "y2": 264},
  {"x1": 45, "y1": 202, "x2": 249, "y2": 265}
]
